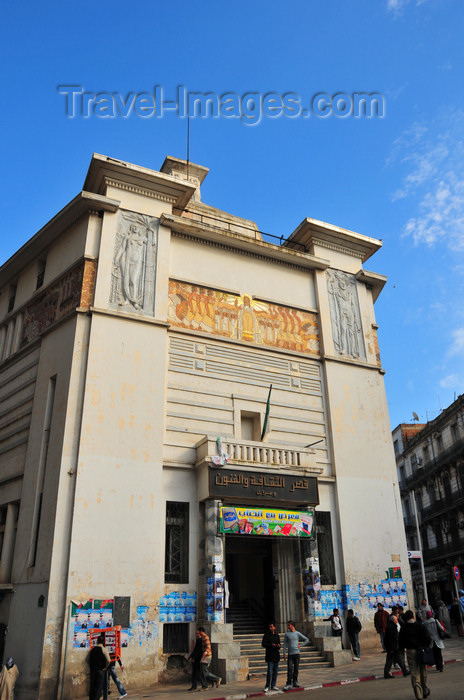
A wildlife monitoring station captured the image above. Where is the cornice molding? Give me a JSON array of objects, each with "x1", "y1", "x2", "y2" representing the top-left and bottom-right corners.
[
  {"x1": 356, "y1": 269, "x2": 387, "y2": 302},
  {"x1": 163, "y1": 216, "x2": 330, "y2": 272},
  {"x1": 0, "y1": 192, "x2": 120, "y2": 287},
  {"x1": 105, "y1": 178, "x2": 177, "y2": 204},
  {"x1": 171, "y1": 231, "x2": 312, "y2": 270},
  {"x1": 287, "y1": 217, "x2": 382, "y2": 264},
  {"x1": 323, "y1": 352, "x2": 384, "y2": 372},
  {"x1": 313, "y1": 237, "x2": 364, "y2": 260}
]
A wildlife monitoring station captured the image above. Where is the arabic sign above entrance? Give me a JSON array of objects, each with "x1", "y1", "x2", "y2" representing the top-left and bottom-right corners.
[
  {"x1": 209, "y1": 468, "x2": 319, "y2": 505},
  {"x1": 219, "y1": 506, "x2": 314, "y2": 538}
]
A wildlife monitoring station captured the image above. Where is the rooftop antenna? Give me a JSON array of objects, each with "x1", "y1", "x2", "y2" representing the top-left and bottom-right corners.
[
  {"x1": 412, "y1": 412, "x2": 419, "y2": 423},
  {"x1": 186, "y1": 115, "x2": 190, "y2": 180}
]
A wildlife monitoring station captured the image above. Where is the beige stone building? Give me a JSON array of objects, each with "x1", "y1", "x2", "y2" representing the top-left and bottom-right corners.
[{"x1": 0, "y1": 154, "x2": 410, "y2": 698}]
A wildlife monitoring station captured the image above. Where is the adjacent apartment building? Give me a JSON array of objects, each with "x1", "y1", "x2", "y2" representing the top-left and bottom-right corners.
[
  {"x1": 394, "y1": 395, "x2": 464, "y2": 606},
  {"x1": 0, "y1": 154, "x2": 410, "y2": 698}
]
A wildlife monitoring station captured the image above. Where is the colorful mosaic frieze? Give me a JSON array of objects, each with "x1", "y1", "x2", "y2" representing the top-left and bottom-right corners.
[{"x1": 168, "y1": 280, "x2": 319, "y2": 355}]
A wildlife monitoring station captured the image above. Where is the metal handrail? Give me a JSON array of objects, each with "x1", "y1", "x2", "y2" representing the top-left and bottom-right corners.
[
  {"x1": 182, "y1": 209, "x2": 308, "y2": 252},
  {"x1": 402, "y1": 436, "x2": 464, "y2": 489}
]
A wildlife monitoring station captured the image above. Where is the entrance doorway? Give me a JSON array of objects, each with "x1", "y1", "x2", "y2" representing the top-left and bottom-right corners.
[{"x1": 225, "y1": 536, "x2": 274, "y2": 632}]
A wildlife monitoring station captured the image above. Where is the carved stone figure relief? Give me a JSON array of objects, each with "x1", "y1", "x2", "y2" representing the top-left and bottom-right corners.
[
  {"x1": 110, "y1": 211, "x2": 159, "y2": 315},
  {"x1": 326, "y1": 269, "x2": 365, "y2": 360}
]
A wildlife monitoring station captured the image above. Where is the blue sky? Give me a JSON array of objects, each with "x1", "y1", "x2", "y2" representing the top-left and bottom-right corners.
[{"x1": 1, "y1": 0, "x2": 463, "y2": 429}]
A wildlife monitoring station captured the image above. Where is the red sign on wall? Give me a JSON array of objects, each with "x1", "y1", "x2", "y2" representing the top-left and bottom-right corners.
[{"x1": 89, "y1": 626, "x2": 121, "y2": 661}]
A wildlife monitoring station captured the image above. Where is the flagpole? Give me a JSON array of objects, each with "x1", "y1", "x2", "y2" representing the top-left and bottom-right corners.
[{"x1": 260, "y1": 384, "x2": 272, "y2": 441}]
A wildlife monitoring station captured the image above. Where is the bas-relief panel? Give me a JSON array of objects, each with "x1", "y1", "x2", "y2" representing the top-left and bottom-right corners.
[
  {"x1": 168, "y1": 280, "x2": 319, "y2": 355},
  {"x1": 21, "y1": 259, "x2": 95, "y2": 346},
  {"x1": 109, "y1": 211, "x2": 159, "y2": 316},
  {"x1": 326, "y1": 269, "x2": 366, "y2": 361}
]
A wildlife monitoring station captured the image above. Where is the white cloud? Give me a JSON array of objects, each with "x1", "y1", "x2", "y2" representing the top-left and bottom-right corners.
[
  {"x1": 387, "y1": 0, "x2": 429, "y2": 15},
  {"x1": 387, "y1": 0, "x2": 410, "y2": 14},
  {"x1": 447, "y1": 327, "x2": 464, "y2": 358},
  {"x1": 439, "y1": 374, "x2": 461, "y2": 389},
  {"x1": 389, "y1": 111, "x2": 464, "y2": 250}
]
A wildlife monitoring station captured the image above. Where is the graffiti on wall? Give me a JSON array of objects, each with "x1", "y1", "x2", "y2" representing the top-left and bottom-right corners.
[{"x1": 168, "y1": 280, "x2": 319, "y2": 355}]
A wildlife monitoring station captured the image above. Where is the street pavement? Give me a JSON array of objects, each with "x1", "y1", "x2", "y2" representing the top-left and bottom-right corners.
[
  {"x1": 84, "y1": 635, "x2": 464, "y2": 700},
  {"x1": 300, "y1": 660, "x2": 464, "y2": 699}
]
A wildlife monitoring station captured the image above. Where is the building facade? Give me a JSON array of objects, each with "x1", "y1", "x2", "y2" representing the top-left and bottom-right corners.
[
  {"x1": 0, "y1": 154, "x2": 410, "y2": 698},
  {"x1": 394, "y1": 396, "x2": 464, "y2": 606}
]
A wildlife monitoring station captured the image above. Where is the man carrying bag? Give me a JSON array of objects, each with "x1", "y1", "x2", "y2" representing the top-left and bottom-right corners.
[{"x1": 399, "y1": 610, "x2": 432, "y2": 699}]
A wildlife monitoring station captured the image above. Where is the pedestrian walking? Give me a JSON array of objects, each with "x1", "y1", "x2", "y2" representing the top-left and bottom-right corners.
[
  {"x1": 450, "y1": 597, "x2": 463, "y2": 635},
  {"x1": 398, "y1": 609, "x2": 432, "y2": 700},
  {"x1": 419, "y1": 599, "x2": 432, "y2": 618},
  {"x1": 261, "y1": 621, "x2": 280, "y2": 692},
  {"x1": 423, "y1": 610, "x2": 445, "y2": 672},
  {"x1": 345, "y1": 609, "x2": 362, "y2": 660},
  {"x1": 436, "y1": 600, "x2": 450, "y2": 631},
  {"x1": 282, "y1": 620, "x2": 309, "y2": 691},
  {"x1": 187, "y1": 628, "x2": 204, "y2": 691},
  {"x1": 107, "y1": 657, "x2": 127, "y2": 699},
  {"x1": 0, "y1": 657, "x2": 19, "y2": 700},
  {"x1": 398, "y1": 605, "x2": 407, "y2": 627},
  {"x1": 374, "y1": 602, "x2": 389, "y2": 652},
  {"x1": 197, "y1": 627, "x2": 222, "y2": 690},
  {"x1": 87, "y1": 634, "x2": 111, "y2": 700},
  {"x1": 383, "y1": 613, "x2": 410, "y2": 679}
]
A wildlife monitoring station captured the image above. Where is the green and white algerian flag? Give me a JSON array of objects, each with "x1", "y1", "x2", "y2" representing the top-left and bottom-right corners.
[{"x1": 260, "y1": 384, "x2": 273, "y2": 441}]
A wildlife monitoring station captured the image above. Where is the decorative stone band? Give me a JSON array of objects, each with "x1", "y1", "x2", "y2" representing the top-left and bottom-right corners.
[{"x1": 21, "y1": 258, "x2": 96, "y2": 347}]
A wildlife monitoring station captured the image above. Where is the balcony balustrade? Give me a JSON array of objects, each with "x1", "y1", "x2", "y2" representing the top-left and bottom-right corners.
[
  {"x1": 196, "y1": 435, "x2": 320, "y2": 472},
  {"x1": 419, "y1": 490, "x2": 464, "y2": 523},
  {"x1": 401, "y1": 435, "x2": 464, "y2": 490},
  {"x1": 422, "y1": 538, "x2": 464, "y2": 564},
  {"x1": 403, "y1": 515, "x2": 416, "y2": 529}
]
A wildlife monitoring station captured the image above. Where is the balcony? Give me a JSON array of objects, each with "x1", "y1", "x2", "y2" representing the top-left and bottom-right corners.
[
  {"x1": 403, "y1": 515, "x2": 416, "y2": 529},
  {"x1": 422, "y1": 538, "x2": 464, "y2": 564},
  {"x1": 196, "y1": 435, "x2": 320, "y2": 472},
  {"x1": 401, "y1": 435, "x2": 464, "y2": 490},
  {"x1": 420, "y1": 490, "x2": 464, "y2": 523}
]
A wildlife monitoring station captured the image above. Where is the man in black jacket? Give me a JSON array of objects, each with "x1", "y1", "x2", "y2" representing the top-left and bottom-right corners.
[
  {"x1": 187, "y1": 628, "x2": 204, "y2": 691},
  {"x1": 384, "y1": 613, "x2": 410, "y2": 678},
  {"x1": 262, "y1": 622, "x2": 281, "y2": 692},
  {"x1": 346, "y1": 609, "x2": 362, "y2": 660},
  {"x1": 399, "y1": 610, "x2": 432, "y2": 699},
  {"x1": 88, "y1": 634, "x2": 111, "y2": 700}
]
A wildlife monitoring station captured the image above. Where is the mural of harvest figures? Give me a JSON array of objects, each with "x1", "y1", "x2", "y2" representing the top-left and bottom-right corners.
[{"x1": 168, "y1": 280, "x2": 319, "y2": 355}]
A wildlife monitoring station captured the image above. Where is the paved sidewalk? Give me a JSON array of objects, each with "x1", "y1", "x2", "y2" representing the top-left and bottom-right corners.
[{"x1": 90, "y1": 636, "x2": 464, "y2": 700}]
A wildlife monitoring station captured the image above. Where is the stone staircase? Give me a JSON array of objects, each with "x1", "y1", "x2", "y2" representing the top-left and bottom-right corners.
[
  {"x1": 226, "y1": 601, "x2": 265, "y2": 634},
  {"x1": 234, "y1": 632, "x2": 332, "y2": 678}
]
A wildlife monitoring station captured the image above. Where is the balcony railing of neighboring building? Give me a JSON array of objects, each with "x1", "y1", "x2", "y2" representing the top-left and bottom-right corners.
[
  {"x1": 419, "y1": 489, "x2": 464, "y2": 523},
  {"x1": 401, "y1": 434, "x2": 464, "y2": 490},
  {"x1": 403, "y1": 515, "x2": 416, "y2": 529},
  {"x1": 422, "y1": 537, "x2": 464, "y2": 564}
]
